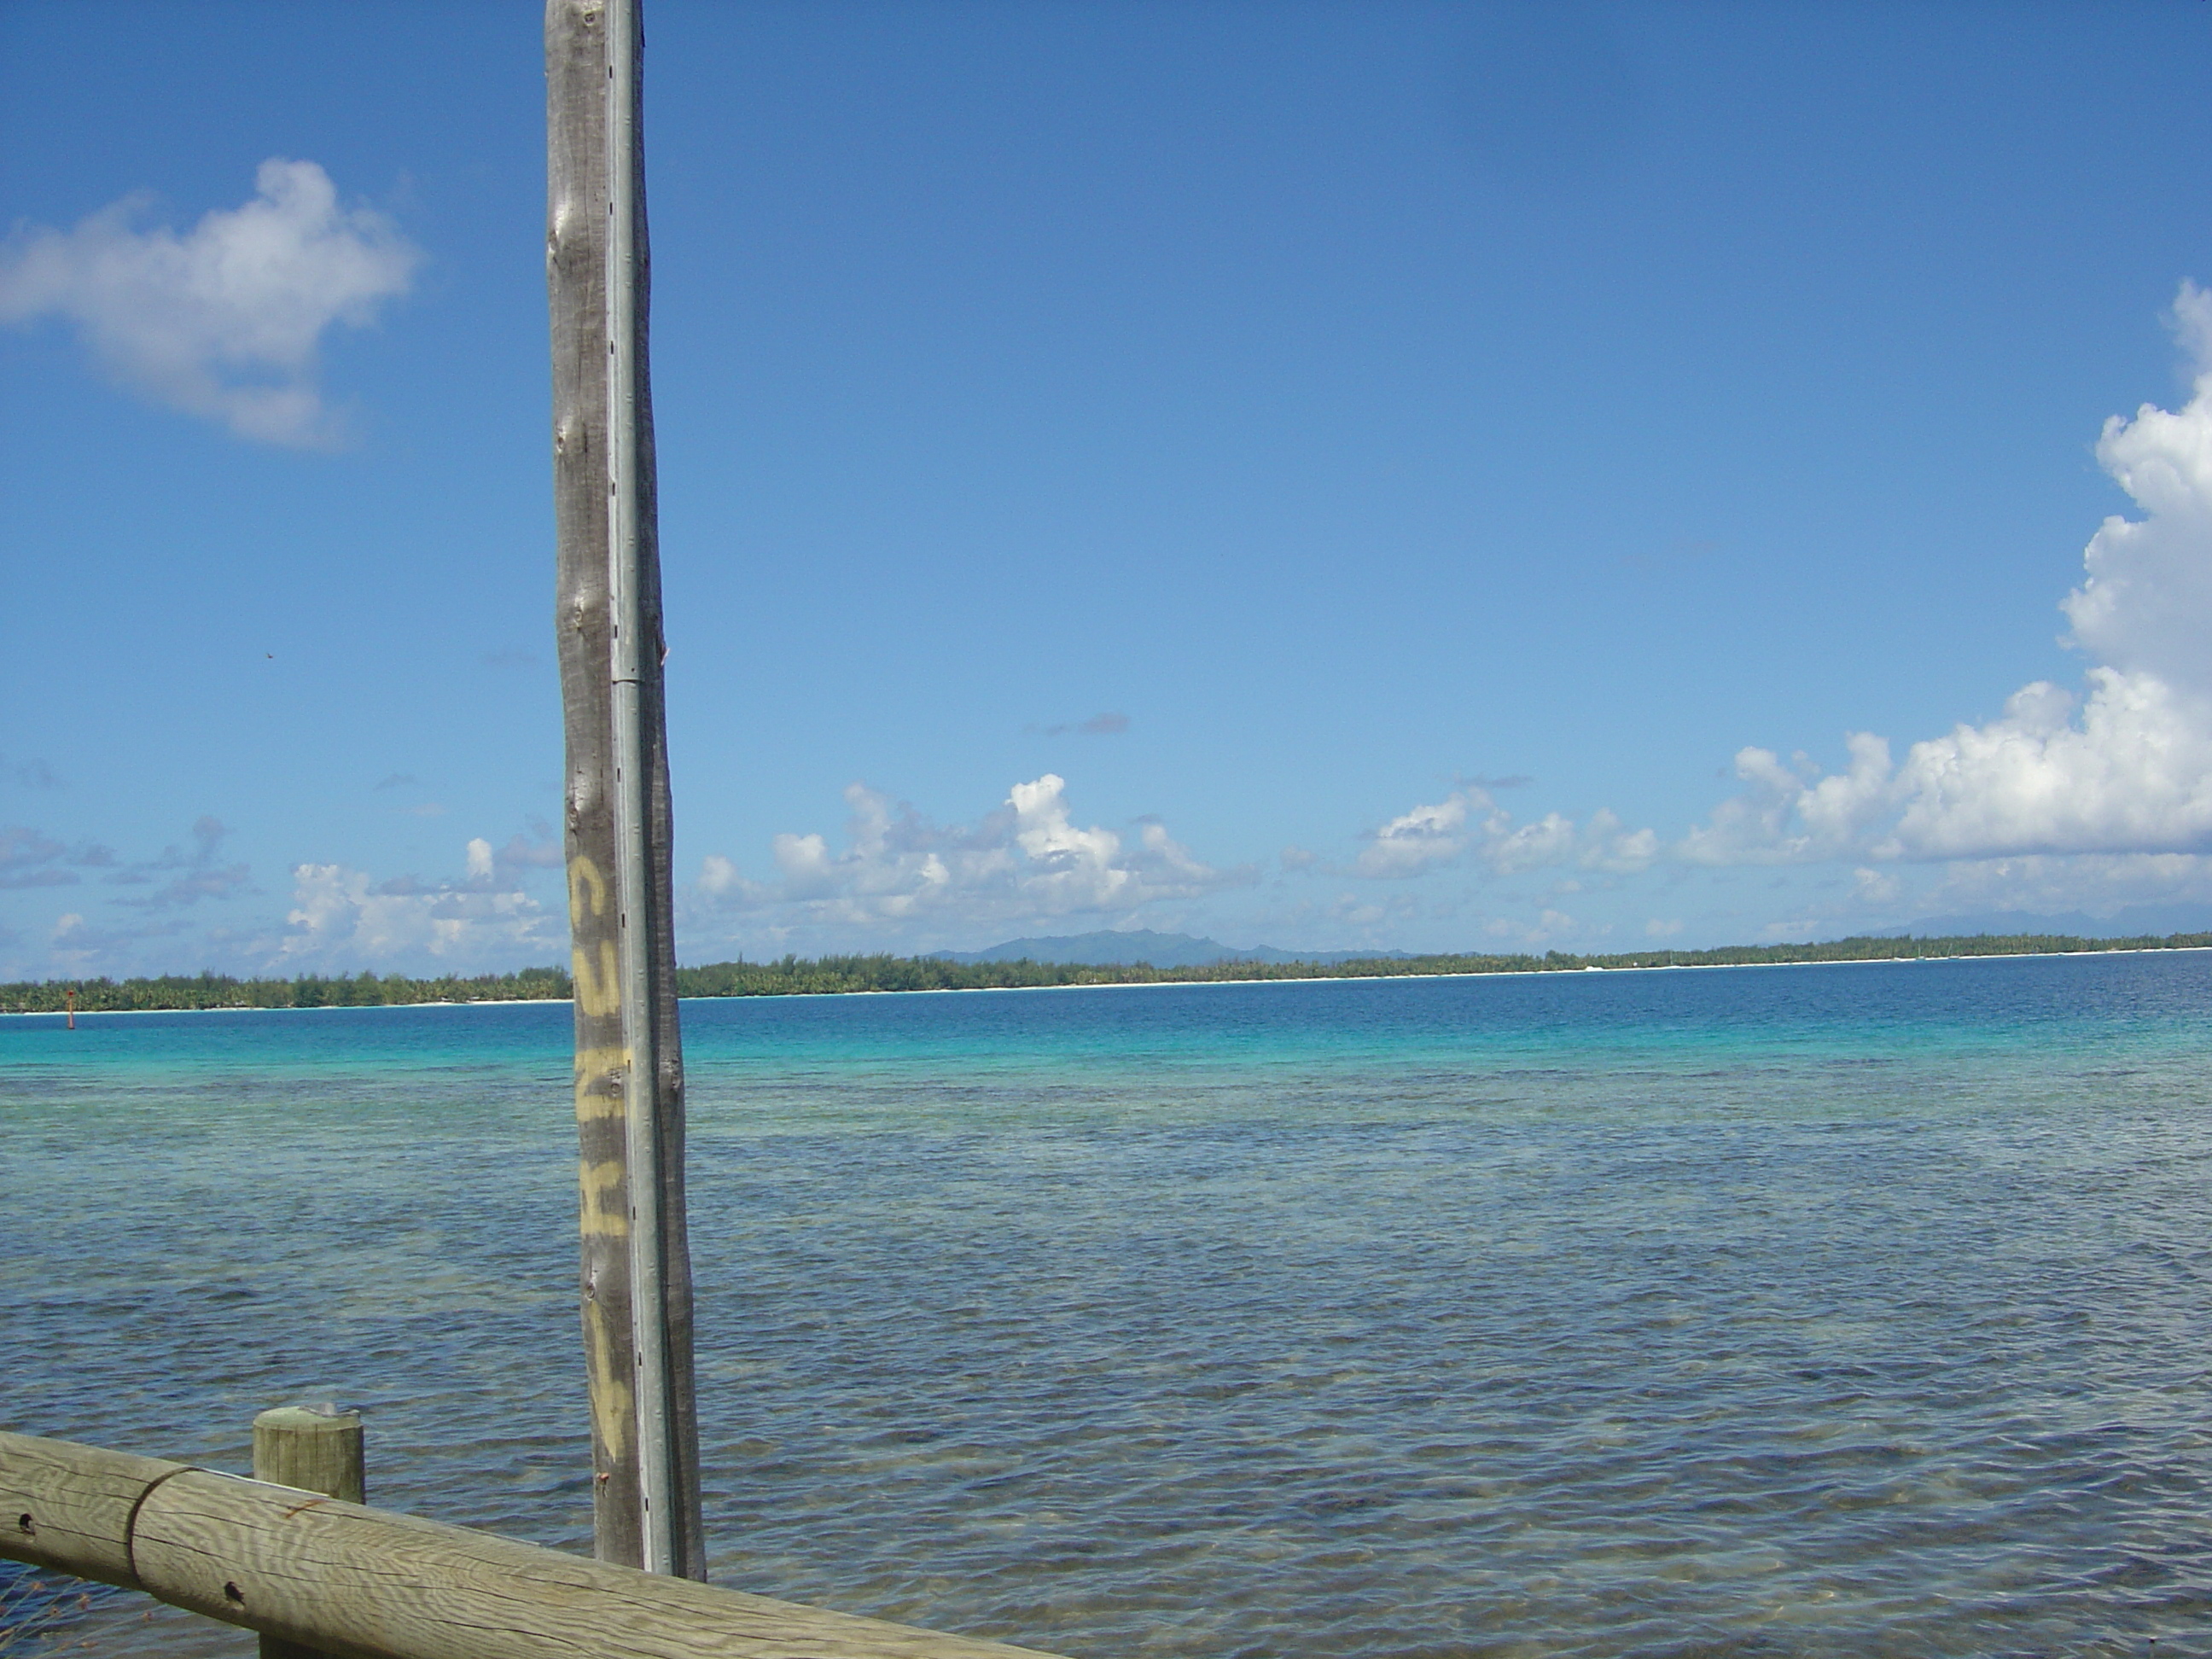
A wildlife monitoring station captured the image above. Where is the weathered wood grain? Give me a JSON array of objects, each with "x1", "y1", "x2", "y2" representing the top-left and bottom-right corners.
[
  {"x1": 548, "y1": 0, "x2": 643, "y2": 1566},
  {"x1": 546, "y1": 0, "x2": 703, "y2": 1575},
  {"x1": 0, "y1": 1432, "x2": 179, "y2": 1588},
  {"x1": 1, "y1": 1434, "x2": 1074, "y2": 1659}
]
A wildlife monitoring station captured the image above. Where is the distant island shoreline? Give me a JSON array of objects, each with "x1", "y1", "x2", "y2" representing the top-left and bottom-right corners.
[{"x1": 5, "y1": 930, "x2": 2210, "y2": 1014}]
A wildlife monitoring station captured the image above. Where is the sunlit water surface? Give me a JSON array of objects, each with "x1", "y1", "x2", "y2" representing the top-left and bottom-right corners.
[{"x1": 4, "y1": 955, "x2": 2210, "y2": 1656}]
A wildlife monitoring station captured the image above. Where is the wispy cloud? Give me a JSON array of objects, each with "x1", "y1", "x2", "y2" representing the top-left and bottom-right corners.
[
  {"x1": 3, "y1": 824, "x2": 130, "y2": 890},
  {"x1": 1033, "y1": 712, "x2": 1131, "y2": 738},
  {"x1": 1, "y1": 824, "x2": 74, "y2": 890},
  {"x1": 1918, "y1": 851, "x2": 2212, "y2": 920},
  {"x1": 3, "y1": 829, "x2": 568, "y2": 978},
  {"x1": 0, "y1": 159, "x2": 419, "y2": 446},
  {"x1": 491, "y1": 831, "x2": 564, "y2": 873},
  {"x1": 278, "y1": 859, "x2": 559, "y2": 967},
  {"x1": 1, "y1": 754, "x2": 62, "y2": 789},
  {"x1": 460, "y1": 831, "x2": 563, "y2": 884},
  {"x1": 1354, "y1": 788, "x2": 1656, "y2": 879},
  {"x1": 48, "y1": 911, "x2": 194, "y2": 973},
  {"x1": 1481, "y1": 908, "x2": 1592, "y2": 948},
  {"x1": 111, "y1": 816, "x2": 252, "y2": 909},
  {"x1": 0, "y1": 870, "x2": 79, "y2": 892}
]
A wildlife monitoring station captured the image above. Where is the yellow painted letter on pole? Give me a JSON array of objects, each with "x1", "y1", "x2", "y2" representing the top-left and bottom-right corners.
[
  {"x1": 572, "y1": 940, "x2": 620, "y2": 1016},
  {"x1": 579, "y1": 1158, "x2": 630, "y2": 1238},
  {"x1": 582, "y1": 1300, "x2": 635, "y2": 1462},
  {"x1": 573, "y1": 1045, "x2": 630, "y2": 1121},
  {"x1": 568, "y1": 853, "x2": 608, "y2": 926}
]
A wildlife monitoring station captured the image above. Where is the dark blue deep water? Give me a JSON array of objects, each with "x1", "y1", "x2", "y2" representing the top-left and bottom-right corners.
[{"x1": 5, "y1": 954, "x2": 2210, "y2": 1656}]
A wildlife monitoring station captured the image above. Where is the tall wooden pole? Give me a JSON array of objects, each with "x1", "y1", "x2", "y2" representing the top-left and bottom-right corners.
[{"x1": 545, "y1": 0, "x2": 705, "y2": 1579}]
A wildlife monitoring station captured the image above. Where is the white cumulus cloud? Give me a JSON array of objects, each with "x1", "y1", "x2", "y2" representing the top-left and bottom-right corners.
[
  {"x1": 0, "y1": 159, "x2": 419, "y2": 445},
  {"x1": 694, "y1": 774, "x2": 1246, "y2": 944},
  {"x1": 1357, "y1": 791, "x2": 1478, "y2": 877},
  {"x1": 1688, "y1": 282, "x2": 2212, "y2": 870},
  {"x1": 2062, "y1": 282, "x2": 2212, "y2": 695}
]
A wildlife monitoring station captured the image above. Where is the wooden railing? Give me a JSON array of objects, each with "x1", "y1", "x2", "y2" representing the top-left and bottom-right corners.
[{"x1": 0, "y1": 1430, "x2": 1068, "y2": 1659}]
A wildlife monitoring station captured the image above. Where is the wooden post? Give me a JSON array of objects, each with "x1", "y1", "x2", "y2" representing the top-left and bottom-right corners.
[
  {"x1": 252, "y1": 1406, "x2": 364, "y2": 1505},
  {"x1": 253, "y1": 1406, "x2": 364, "y2": 1659},
  {"x1": 546, "y1": 0, "x2": 705, "y2": 1579}
]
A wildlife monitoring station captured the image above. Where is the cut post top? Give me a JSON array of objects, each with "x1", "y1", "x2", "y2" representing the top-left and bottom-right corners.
[{"x1": 252, "y1": 1406, "x2": 364, "y2": 1507}]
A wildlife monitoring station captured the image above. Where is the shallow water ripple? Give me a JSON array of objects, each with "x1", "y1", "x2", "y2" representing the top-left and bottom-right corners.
[{"x1": 4, "y1": 957, "x2": 2211, "y2": 1656}]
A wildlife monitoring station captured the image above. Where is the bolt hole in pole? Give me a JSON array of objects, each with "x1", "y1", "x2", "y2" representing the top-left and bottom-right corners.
[{"x1": 252, "y1": 1405, "x2": 364, "y2": 1659}]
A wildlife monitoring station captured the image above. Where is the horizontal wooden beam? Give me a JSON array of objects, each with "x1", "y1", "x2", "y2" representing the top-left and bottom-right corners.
[{"x1": 0, "y1": 1433, "x2": 1065, "y2": 1659}]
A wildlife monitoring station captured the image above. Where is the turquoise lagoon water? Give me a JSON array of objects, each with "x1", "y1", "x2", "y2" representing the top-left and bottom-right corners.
[{"x1": 4, "y1": 954, "x2": 2210, "y2": 1656}]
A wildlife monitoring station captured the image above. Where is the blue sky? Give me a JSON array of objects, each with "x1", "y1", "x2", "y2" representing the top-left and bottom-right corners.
[{"x1": 6, "y1": 0, "x2": 2212, "y2": 977}]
